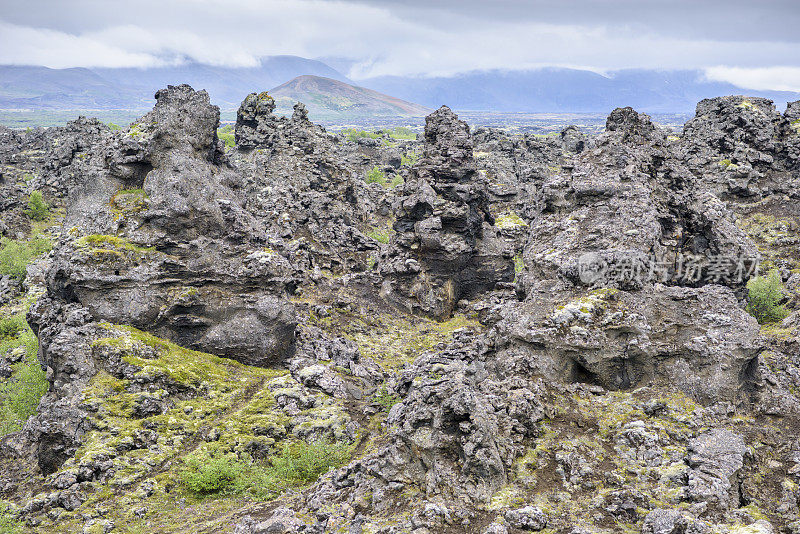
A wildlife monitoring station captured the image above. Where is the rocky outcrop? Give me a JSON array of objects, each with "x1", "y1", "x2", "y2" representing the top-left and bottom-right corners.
[
  {"x1": 681, "y1": 96, "x2": 800, "y2": 198},
  {"x1": 380, "y1": 106, "x2": 513, "y2": 319},
  {"x1": 232, "y1": 92, "x2": 379, "y2": 275},
  {"x1": 34, "y1": 85, "x2": 298, "y2": 370},
  {"x1": 686, "y1": 429, "x2": 747, "y2": 512},
  {"x1": 4, "y1": 91, "x2": 800, "y2": 534},
  {"x1": 495, "y1": 107, "x2": 762, "y2": 403}
]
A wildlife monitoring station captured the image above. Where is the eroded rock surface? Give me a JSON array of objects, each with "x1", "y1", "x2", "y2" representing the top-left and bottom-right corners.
[
  {"x1": 380, "y1": 106, "x2": 513, "y2": 319},
  {"x1": 2, "y1": 89, "x2": 800, "y2": 534}
]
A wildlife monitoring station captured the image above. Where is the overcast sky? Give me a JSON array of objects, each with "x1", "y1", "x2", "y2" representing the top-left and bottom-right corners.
[{"x1": 1, "y1": 0, "x2": 799, "y2": 90}]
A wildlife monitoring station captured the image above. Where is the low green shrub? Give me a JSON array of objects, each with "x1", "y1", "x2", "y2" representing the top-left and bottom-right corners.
[
  {"x1": 181, "y1": 439, "x2": 353, "y2": 500},
  {"x1": 746, "y1": 269, "x2": 790, "y2": 324},
  {"x1": 0, "y1": 328, "x2": 47, "y2": 436},
  {"x1": 269, "y1": 439, "x2": 352, "y2": 484},
  {"x1": 401, "y1": 152, "x2": 419, "y2": 167},
  {"x1": 366, "y1": 166, "x2": 386, "y2": 185},
  {"x1": 0, "y1": 314, "x2": 26, "y2": 339},
  {"x1": 342, "y1": 128, "x2": 380, "y2": 142},
  {"x1": 217, "y1": 125, "x2": 235, "y2": 149},
  {"x1": 24, "y1": 191, "x2": 49, "y2": 221},
  {"x1": 181, "y1": 451, "x2": 245, "y2": 495},
  {"x1": 0, "y1": 236, "x2": 52, "y2": 279}
]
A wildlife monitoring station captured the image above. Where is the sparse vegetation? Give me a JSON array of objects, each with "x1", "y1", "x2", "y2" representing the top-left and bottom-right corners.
[
  {"x1": 107, "y1": 122, "x2": 122, "y2": 131},
  {"x1": 389, "y1": 126, "x2": 417, "y2": 140},
  {"x1": 746, "y1": 269, "x2": 790, "y2": 324},
  {"x1": 366, "y1": 165, "x2": 386, "y2": 185},
  {"x1": 342, "y1": 127, "x2": 417, "y2": 143},
  {"x1": 342, "y1": 128, "x2": 380, "y2": 142},
  {"x1": 513, "y1": 253, "x2": 525, "y2": 276},
  {"x1": 24, "y1": 191, "x2": 49, "y2": 221},
  {"x1": 0, "y1": 236, "x2": 52, "y2": 279},
  {"x1": 0, "y1": 502, "x2": 20, "y2": 534},
  {"x1": 180, "y1": 439, "x2": 352, "y2": 499},
  {"x1": 367, "y1": 228, "x2": 391, "y2": 243},
  {"x1": 401, "y1": 151, "x2": 419, "y2": 167},
  {"x1": 217, "y1": 124, "x2": 235, "y2": 148},
  {"x1": 373, "y1": 384, "x2": 401, "y2": 412},
  {"x1": 0, "y1": 316, "x2": 47, "y2": 436}
]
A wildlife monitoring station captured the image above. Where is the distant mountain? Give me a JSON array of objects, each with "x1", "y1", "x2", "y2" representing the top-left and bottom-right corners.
[
  {"x1": 0, "y1": 56, "x2": 351, "y2": 111},
  {"x1": 94, "y1": 56, "x2": 351, "y2": 109},
  {"x1": 2, "y1": 59, "x2": 800, "y2": 122},
  {"x1": 359, "y1": 68, "x2": 800, "y2": 113},
  {"x1": 270, "y1": 75, "x2": 430, "y2": 119},
  {"x1": 0, "y1": 65, "x2": 150, "y2": 109}
]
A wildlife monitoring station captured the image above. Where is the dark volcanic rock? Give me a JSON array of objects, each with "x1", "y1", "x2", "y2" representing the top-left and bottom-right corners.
[
  {"x1": 232, "y1": 92, "x2": 379, "y2": 275},
  {"x1": 4, "y1": 90, "x2": 800, "y2": 534},
  {"x1": 494, "y1": 106, "x2": 762, "y2": 403},
  {"x1": 681, "y1": 95, "x2": 800, "y2": 198},
  {"x1": 379, "y1": 106, "x2": 514, "y2": 319},
  {"x1": 36, "y1": 85, "x2": 298, "y2": 369}
]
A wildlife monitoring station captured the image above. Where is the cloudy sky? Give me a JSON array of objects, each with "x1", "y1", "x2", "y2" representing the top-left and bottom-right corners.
[{"x1": 1, "y1": 0, "x2": 799, "y2": 90}]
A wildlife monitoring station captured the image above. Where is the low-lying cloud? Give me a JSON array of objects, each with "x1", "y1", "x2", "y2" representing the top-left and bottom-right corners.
[{"x1": 1, "y1": 0, "x2": 798, "y2": 91}]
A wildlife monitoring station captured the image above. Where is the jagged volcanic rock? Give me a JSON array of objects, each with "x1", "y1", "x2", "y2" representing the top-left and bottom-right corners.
[{"x1": 379, "y1": 106, "x2": 513, "y2": 319}]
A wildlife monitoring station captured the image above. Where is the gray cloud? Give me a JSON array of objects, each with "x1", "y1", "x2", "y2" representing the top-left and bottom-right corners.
[{"x1": 0, "y1": 0, "x2": 798, "y2": 90}]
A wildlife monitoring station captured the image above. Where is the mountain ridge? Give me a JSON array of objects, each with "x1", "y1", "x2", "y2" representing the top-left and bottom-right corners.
[
  {"x1": 1, "y1": 58, "x2": 800, "y2": 118},
  {"x1": 270, "y1": 75, "x2": 430, "y2": 119}
]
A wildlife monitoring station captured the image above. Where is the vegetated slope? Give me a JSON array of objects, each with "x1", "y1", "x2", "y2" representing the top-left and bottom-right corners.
[{"x1": 270, "y1": 75, "x2": 430, "y2": 119}]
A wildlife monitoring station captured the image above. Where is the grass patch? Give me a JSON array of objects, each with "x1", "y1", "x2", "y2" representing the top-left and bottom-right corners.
[
  {"x1": 388, "y1": 126, "x2": 417, "y2": 140},
  {"x1": 0, "y1": 502, "x2": 20, "y2": 534},
  {"x1": 75, "y1": 234, "x2": 154, "y2": 255},
  {"x1": 746, "y1": 269, "x2": 790, "y2": 324},
  {"x1": 495, "y1": 211, "x2": 528, "y2": 230},
  {"x1": 401, "y1": 151, "x2": 419, "y2": 167},
  {"x1": 366, "y1": 229, "x2": 391, "y2": 244},
  {"x1": 342, "y1": 128, "x2": 380, "y2": 142},
  {"x1": 373, "y1": 384, "x2": 400, "y2": 412},
  {"x1": 0, "y1": 236, "x2": 52, "y2": 279}
]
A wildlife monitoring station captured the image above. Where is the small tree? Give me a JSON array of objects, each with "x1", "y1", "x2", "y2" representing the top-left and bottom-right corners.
[
  {"x1": 24, "y1": 191, "x2": 49, "y2": 221},
  {"x1": 746, "y1": 269, "x2": 790, "y2": 324}
]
